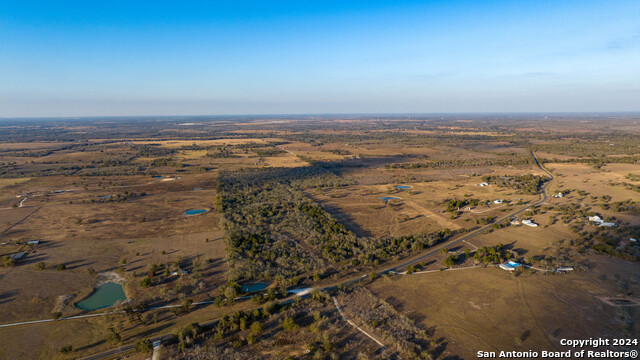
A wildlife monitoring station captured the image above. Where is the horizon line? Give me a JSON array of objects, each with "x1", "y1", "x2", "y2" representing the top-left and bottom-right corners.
[{"x1": 2, "y1": 111, "x2": 640, "y2": 121}]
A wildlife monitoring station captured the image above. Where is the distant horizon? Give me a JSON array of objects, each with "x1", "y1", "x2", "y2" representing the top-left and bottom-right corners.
[
  {"x1": 2, "y1": 1, "x2": 639, "y2": 117},
  {"x1": 2, "y1": 111, "x2": 640, "y2": 121}
]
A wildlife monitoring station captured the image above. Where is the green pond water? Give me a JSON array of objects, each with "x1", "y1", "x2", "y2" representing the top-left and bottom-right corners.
[
  {"x1": 184, "y1": 209, "x2": 207, "y2": 215},
  {"x1": 241, "y1": 282, "x2": 270, "y2": 293},
  {"x1": 75, "y1": 282, "x2": 127, "y2": 311}
]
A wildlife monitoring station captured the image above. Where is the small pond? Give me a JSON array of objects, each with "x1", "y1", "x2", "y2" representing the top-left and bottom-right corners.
[
  {"x1": 395, "y1": 185, "x2": 411, "y2": 189},
  {"x1": 75, "y1": 282, "x2": 127, "y2": 311},
  {"x1": 379, "y1": 196, "x2": 401, "y2": 203},
  {"x1": 241, "y1": 282, "x2": 270, "y2": 293},
  {"x1": 97, "y1": 195, "x2": 111, "y2": 199},
  {"x1": 152, "y1": 175, "x2": 165, "y2": 179},
  {"x1": 184, "y1": 209, "x2": 208, "y2": 215}
]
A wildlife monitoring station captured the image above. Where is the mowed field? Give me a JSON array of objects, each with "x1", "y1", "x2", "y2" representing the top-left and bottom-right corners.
[{"x1": 367, "y1": 256, "x2": 640, "y2": 360}]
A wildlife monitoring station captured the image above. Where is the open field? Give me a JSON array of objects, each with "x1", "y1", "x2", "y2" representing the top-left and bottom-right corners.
[
  {"x1": 0, "y1": 115, "x2": 638, "y2": 359},
  {"x1": 367, "y1": 256, "x2": 640, "y2": 359}
]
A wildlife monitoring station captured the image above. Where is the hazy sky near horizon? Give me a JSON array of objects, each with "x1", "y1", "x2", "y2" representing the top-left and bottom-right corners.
[{"x1": 1, "y1": 0, "x2": 639, "y2": 117}]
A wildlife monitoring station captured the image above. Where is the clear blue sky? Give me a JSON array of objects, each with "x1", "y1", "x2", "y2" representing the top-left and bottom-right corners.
[{"x1": 1, "y1": 0, "x2": 639, "y2": 116}]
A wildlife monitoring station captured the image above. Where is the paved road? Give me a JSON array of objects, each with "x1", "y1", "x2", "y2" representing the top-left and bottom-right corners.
[
  {"x1": 384, "y1": 150, "x2": 553, "y2": 273},
  {"x1": 80, "y1": 151, "x2": 554, "y2": 359}
]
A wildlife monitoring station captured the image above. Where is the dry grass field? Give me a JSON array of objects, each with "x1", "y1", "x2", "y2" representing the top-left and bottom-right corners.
[
  {"x1": 0, "y1": 173, "x2": 228, "y2": 329},
  {"x1": 308, "y1": 173, "x2": 543, "y2": 238},
  {"x1": 367, "y1": 256, "x2": 640, "y2": 360},
  {"x1": 0, "y1": 116, "x2": 638, "y2": 359}
]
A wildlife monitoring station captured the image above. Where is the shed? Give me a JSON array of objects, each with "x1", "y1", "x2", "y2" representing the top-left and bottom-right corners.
[{"x1": 10, "y1": 252, "x2": 27, "y2": 260}]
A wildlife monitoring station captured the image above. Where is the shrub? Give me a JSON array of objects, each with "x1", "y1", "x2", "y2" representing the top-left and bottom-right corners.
[
  {"x1": 250, "y1": 321, "x2": 262, "y2": 334},
  {"x1": 134, "y1": 339, "x2": 153, "y2": 353},
  {"x1": 282, "y1": 316, "x2": 299, "y2": 330},
  {"x1": 140, "y1": 276, "x2": 153, "y2": 288}
]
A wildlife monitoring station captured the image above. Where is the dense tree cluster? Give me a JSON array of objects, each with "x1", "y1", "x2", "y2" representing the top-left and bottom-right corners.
[
  {"x1": 133, "y1": 144, "x2": 176, "y2": 157},
  {"x1": 473, "y1": 244, "x2": 511, "y2": 265},
  {"x1": 253, "y1": 148, "x2": 285, "y2": 157},
  {"x1": 386, "y1": 156, "x2": 533, "y2": 169},
  {"x1": 217, "y1": 167, "x2": 451, "y2": 281},
  {"x1": 94, "y1": 191, "x2": 146, "y2": 203},
  {"x1": 442, "y1": 198, "x2": 481, "y2": 212},
  {"x1": 482, "y1": 174, "x2": 548, "y2": 194}
]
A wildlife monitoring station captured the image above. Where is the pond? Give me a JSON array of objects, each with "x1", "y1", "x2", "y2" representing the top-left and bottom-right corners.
[
  {"x1": 379, "y1": 196, "x2": 401, "y2": 203},
  {"x1": 97, "y1": 195, "x2": 111, "y2": 199},
  {"x1": 152, "y1": 175, "x2": 165, "y2": 179},
  {"x1": 183, "y1": 209, "x2": 208, "y2": 215},
  {"x1": 395, "y1": 185, "x2": 411, "y2": 189},
  {"x1": 241, "y1": 282, "x2": 270, "y2": 293},
  {"x1": 75, "y1": 282, "x2": 126, "y2": 311}
]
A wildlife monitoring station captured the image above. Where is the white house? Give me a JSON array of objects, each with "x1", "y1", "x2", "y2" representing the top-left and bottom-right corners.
[
  {"x1": 479, "y1": 182, "x2": 489, "y2": 187},
  {"x1": 599, "y1": 222, "x2": 616, "y2": 227},
  {"x1": 630, "y1": 238, "x2": 637, "y2": 243},
  {"x1": 494, "y1": 199, "x2": 503, "y2": 204},
  {"x1": 499, "y1": 263, "x2": 516, "y2": 271},
  {"x1": 588, "y1": 216, "x2": 603, "y2": 223},
  {"x1": 522, "y1": 219, "x2": 538, "y2": 227}
]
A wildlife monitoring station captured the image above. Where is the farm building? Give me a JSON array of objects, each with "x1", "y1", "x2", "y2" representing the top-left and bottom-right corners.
[
  {"x1": 26, "y1": 240, "x2": 40, "y2": 245},
  {"x1": 522, "y1": 219, "x2": 538, "y2": 227},
  {"x1": 556, "y1": 267, "x2": 574, "y2": 272},
  {"x1": 493, "y1": 199, "x2": 503, "y2": 204},
  {"x1": 588, "y1": 215, "x2": 603, "y2": 223},
  {"x1": 479, "y1": 182, "x2": 489, "y2": 187}
]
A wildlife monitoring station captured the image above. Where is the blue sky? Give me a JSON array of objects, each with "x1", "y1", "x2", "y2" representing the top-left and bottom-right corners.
[{"x1": 1, "y1": 0, "x2": 639, "y2": 116}]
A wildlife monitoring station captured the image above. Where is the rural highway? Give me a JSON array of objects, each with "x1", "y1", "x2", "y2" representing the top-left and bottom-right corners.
[
  {"x1": 78, "y1": 151, "x2": 554, "y2": 359},
  {"x1": 381, "y1": 150, "x2": 553, "y2": 273}
]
